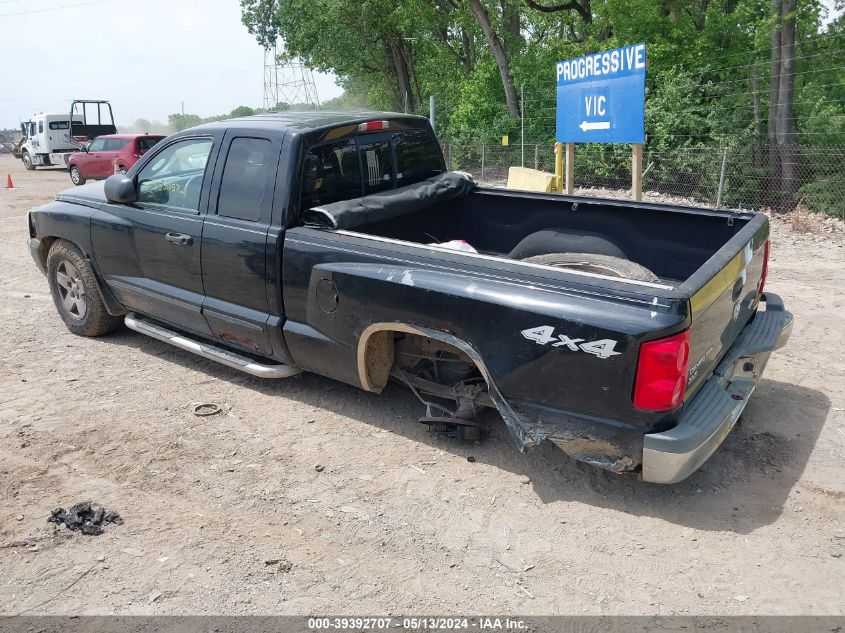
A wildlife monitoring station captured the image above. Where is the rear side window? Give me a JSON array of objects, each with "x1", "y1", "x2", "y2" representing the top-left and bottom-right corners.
[
  {"x1": 217, "y1": 137, "x2": 273, "y2": 222},
  {"x1": 136, "y1": 136, "x2": 163, "y2": 152},
  {"x1": 103, "y1": 138, "x2": 129, "y2": 151},
  {"x1": 49, "y1": 121, "x2": 70, "y2": 130},
  {"x1": 395, "y1": 130, "x2": 443, "y2": 185},
  {"x1": 300, "y1": 139, "x2": 362, "y2": 208}
]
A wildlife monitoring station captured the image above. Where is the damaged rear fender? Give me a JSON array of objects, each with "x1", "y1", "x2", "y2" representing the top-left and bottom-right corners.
[{"x1": 356, "y1": 322, "x2": 540, "y2": 451}]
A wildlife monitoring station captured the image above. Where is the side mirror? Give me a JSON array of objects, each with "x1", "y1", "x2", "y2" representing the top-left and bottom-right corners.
[
  {"x1": 104, "y1": 175, "x2": 138, "y2": 204},
  {"x1": 81, "y1": 145, "x2": 89, "y2": 153}
]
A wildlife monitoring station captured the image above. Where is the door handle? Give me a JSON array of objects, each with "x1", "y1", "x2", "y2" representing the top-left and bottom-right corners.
[{"x1": 165, "y1": 232, "x2": 193, "y2": 246}]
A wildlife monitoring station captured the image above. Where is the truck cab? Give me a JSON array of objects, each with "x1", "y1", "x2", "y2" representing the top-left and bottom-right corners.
[
  {"x1": 20, "y1": 114, "x2": 83, "y2": 170},
  {"x1": 20, "y1": 100, "x2": 116, "y2": 171}
]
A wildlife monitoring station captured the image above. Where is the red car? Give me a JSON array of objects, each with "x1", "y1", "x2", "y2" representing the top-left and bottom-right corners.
[{"x1": 68, "y1": 134, "x2": 165, "y2": 185}]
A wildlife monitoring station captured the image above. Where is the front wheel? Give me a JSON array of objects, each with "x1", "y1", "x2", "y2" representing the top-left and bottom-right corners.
[
  {"x1": 117, "y1": 166, "x2": 127, "y2": 175},
  {"x1": 22, "y1": 151, "x2": 35, "y2": 170},
  {"x1": 46, "y1": 240, "x2": 122, "y2": 336},
  {"x1": 69, "y1": 165, "x2": 86, "y2": 185}
]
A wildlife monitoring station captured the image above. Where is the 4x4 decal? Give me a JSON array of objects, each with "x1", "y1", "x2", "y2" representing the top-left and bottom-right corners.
[{"x1": 521, "y1": 325, "x2": 621, "y2": 359}]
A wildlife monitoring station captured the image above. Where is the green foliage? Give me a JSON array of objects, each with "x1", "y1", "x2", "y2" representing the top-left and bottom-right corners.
[
  {"x1": 167, "y1": 113, "x2": 202, "y2": 132},
  {"x1": 799, "y1": 173, "x2": 845, "y2": 218},
  {"x1": 229, "y1": 105, "x2": 257, "y2": 118},
  {"x1": 234, "y1": 0, "x2": 845, "y2": 212}
]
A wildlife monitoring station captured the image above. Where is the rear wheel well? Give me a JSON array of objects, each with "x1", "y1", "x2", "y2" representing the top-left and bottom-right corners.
[{"x1": 358, "y1": 325, "x2": 482, "y2": 394}]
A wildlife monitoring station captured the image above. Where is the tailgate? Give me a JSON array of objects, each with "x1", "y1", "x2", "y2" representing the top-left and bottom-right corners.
[{"x1": 681, "y1": 213, "x2": 769, "y2": 400}]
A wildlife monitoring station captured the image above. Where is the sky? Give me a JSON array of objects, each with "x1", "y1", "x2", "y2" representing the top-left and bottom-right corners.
[
  {"x1": 0, "y1": 0, "x2": 343, "y2": 129},
  {"x1": 0, "y1": 0, "x2": 840, "y2": 131}
]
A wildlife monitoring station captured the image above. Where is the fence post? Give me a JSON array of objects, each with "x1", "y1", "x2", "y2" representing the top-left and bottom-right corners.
[
  {"x1": 480, "y1": 144, "x2": 485, "y2": 181},
  {"x1": 429, "y1": 95, "x2": 435, "y2": 130},
  {"x1": 446, "y1": 141, "x2": 451, "y2": 170},
  {"x1": 520, "y1": 83, "x2": 525, "y2": 168},
  {"x1": 716, "y1": 147, "x2": 729, "y2": 208},
  {"x1": 632, "y1": 143, "x2": 643, "y2": 201},
  {"x1": 534, "y1": 144, "x2": 538, "y2": 170}
]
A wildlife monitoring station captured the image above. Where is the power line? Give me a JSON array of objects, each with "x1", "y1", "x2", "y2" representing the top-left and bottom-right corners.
[
  {"x1": 682, "y1": 36, "x2": 845, "y2": 76},
  {"x1": 674, "y1": 31, "x2": 845, "y2": 69},
  {"x1": 699, "y1": 64, "x2": 845, "y2": 87},
  {"x1": 0, "y1": 0, "x2": 113, "y2": 17}
]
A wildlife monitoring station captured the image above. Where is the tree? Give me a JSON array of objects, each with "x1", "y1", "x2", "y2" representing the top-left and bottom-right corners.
[
  {"x1": 229, "y1": 105, "x2": 257, "y2": 118},
  {"x1": 768, "y1": 0, "x2": 799, "y2": 210},
  {"x1": 167, "y1": 113, "x2": 202, "y2": 132},
  {"x1": 133, "y1": 118, "x2": 152, "y2": 133},
  {"x1": 468, "y1": 0, "x2": 520, "y2": 117}
]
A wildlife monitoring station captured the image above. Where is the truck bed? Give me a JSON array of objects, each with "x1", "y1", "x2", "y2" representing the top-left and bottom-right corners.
[
  {"x1": 292, "y1": 175, "x2": 771, "y2": 476},
  {"x1": 334, "y1": 186, "x2": 753, "y2": 287}
]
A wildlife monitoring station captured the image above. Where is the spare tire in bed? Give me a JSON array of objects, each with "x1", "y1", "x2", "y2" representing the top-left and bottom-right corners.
[{"x1": 521, "y1": 252, "x2": 660, "y2": 283}]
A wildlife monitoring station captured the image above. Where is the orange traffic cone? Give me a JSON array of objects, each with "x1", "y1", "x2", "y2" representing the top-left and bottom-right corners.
[{"x1": 5, "y1": 174, "x2": 13, "y2": 189}]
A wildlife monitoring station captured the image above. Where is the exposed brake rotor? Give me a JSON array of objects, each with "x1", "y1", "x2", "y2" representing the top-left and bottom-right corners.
[{"x1": 419, "y1": 416, "x2": 486, "y2": 441}]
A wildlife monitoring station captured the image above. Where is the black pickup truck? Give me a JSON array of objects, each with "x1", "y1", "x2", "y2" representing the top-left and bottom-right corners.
[{"x1": 27, "y1": 111, "x2": 793, "y2": 483}]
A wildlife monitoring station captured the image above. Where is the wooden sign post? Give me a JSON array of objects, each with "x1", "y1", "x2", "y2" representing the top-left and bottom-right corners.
[{"x1": 565, "y1": 142, "x2": 575, "y2": 195}]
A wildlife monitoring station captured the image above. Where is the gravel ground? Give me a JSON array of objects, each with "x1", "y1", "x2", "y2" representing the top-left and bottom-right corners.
[{"x1": 0, "y1": 155, "x2": 843, "y2": 615}]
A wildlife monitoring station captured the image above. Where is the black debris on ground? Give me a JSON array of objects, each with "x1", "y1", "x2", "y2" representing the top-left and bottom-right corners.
[{"x1": 48, "y1": 501, "x2": 123, "y2": 536}]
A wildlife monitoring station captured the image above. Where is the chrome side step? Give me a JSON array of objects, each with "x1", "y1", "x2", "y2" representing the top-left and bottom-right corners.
[{"x1": 124, "y1": 312, "x2": 302, "y2": 379}]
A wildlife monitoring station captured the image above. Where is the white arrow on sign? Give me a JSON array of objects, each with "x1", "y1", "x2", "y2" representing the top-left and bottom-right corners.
[{"x1": 579, "y1": 120, "x2": 610, "y2": 132}]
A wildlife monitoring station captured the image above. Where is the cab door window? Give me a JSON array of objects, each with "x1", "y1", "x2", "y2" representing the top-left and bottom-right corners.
[{"x1": 137, "y1": 138, "x2": 214, "y2": 212}]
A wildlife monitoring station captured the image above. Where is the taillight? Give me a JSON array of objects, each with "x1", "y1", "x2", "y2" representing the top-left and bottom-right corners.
[
  {"x1": 633, "y1": 329, "x2": 690, "y2": 412},
  {"x1": 757, "y1": 239, "x2": 770, "y2": 295},
  {"x1": 358, "y1": 120, "x2": 390, "y2": 132}
]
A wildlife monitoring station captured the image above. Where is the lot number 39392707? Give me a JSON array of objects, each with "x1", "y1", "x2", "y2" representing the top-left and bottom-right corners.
[{"x1": 520, "y1": 325, "x2": 621, "y2": 359}]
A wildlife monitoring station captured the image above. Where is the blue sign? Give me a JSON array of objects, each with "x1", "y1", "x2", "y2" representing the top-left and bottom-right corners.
[{"x1": 556, "y1": 43, "x2": 646, "y2": 144}]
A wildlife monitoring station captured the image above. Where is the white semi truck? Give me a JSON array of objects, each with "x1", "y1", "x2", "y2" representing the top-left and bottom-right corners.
[{"x1": 19, "y1": 100, "x2": 116, "y2": 170}]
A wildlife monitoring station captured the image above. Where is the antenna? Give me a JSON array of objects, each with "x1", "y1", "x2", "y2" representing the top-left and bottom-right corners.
[{"x1": 263, "y1": 42, "x2": 321, "y2": 110}]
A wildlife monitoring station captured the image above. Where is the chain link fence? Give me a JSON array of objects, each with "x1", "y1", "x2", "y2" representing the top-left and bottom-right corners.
[{"x1": 442, "y1": 142, "x2": 845, "y2": 219}]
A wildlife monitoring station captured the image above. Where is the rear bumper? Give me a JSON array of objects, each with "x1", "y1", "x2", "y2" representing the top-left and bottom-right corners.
[{"x1": 641, "y1": 293, "x2": 793, "y2": 484}]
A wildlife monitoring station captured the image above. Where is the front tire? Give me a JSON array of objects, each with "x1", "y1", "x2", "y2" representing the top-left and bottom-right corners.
[
  {"x1": 69, "y1": 165, "x2": 86, "y2": 185},
  {"x1": 22, "y1": 151, "x2": 35, "y2": 170},
  {"x1": 47, "y1": 240, "x2": 122, "y2": 336}
]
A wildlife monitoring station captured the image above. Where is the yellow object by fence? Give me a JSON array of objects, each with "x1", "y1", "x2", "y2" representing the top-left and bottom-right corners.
[{"x1": 506, "y1": 166, "x2": 556, "y2": 192}]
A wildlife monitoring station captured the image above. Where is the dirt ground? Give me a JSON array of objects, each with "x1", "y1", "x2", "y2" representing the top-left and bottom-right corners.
[{"x1": 0, "y1": 154, "x2": 843, "y2": 616}]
